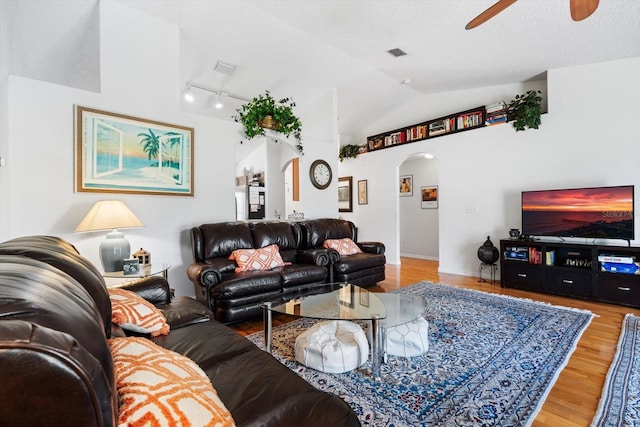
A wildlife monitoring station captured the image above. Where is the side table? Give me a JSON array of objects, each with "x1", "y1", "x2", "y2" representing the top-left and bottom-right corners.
[{"x1": 102, "y1": 263, "x2": 170, "y2": 288}]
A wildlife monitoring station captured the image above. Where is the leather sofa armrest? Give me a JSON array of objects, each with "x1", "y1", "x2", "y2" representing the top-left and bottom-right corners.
[
  {"x1": 357, "y1": 242, "x2": 386, "y2": 255},
  {"x1": 187, "y1": 262, "x2": 221, "y2": 289},
  {"x1": 116, "y1": 276, "x2": 172, "y2": 305},
  {"x1": 297, "y1": 248, "x2": 332, "y2": 266}
]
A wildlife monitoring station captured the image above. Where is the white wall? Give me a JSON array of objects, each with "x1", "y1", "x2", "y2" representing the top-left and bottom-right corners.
[
  {"x1": 339, "y1": 57, "x2": 640, "y2": 279},
  {"x1": 0, "y1": 0, "x2": 340, "y2": 297}
]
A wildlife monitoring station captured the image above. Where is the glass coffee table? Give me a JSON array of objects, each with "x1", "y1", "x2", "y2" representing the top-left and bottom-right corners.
[{"x1": 263, "y1": 283, "x2": 426, "y2": 378}]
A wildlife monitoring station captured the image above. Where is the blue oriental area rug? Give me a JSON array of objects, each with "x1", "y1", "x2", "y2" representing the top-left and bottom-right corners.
[
  {"x1": 592, "y1": 313, "x2": 640, "y2": 427},
  {"x1": 247, "y1": 282, "x2": 594, "y2": 427}
]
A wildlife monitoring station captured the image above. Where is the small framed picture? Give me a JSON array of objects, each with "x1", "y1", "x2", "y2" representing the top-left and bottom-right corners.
[
  {"x1": 358, "y1": 180, "x2": 368, "y2": 205},
  {"x1": 421, "y1": 185, "x2": 438, "y2": 209},
  {"x1": 399, "y1": 174, "x2": 413, "y2": 197},
  {"x1": 122, "y1": 258, "x2": 141, "y2": 276}
]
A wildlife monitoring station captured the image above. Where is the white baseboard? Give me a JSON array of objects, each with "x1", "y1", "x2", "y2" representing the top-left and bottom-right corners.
[{"x1": 400, "y1": 253, "x2": 439, "y2": 261}]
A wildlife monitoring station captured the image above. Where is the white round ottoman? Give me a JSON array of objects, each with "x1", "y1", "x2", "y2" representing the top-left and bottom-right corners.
[
  {"x1": 385, "y1": 316, "x2": 429, "y2": 358},
  {"x1": 294, "y1": 320, "x2": 369, "y2": 373}
]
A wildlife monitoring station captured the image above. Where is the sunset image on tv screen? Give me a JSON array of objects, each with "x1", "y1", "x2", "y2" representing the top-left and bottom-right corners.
[{"x1": 521, "y1": 186, "x2": 634, "y2": 239}]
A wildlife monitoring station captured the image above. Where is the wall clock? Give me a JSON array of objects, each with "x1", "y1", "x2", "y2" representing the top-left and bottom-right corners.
[{"x1": 309, "y1": 159, "x2": 332, "y2": 190}]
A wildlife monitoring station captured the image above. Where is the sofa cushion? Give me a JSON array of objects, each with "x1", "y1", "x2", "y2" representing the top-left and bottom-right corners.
[
  {"x1": 323, "y1": 238, "x2": 363, "y2": 256},
  {"x1": 333, "y1": 253, "x2": 387, "y2": 274},
  {"x1": 216, "y1": 271, "x2": 282, "y2": 300},
  {"x1": 109, "y1": 289, "x2": 170, "y2": 337},
  {"x1": 157, "y1": 296, "x2": 211, "y2": 330},
  {"x1": 109, "y1": 337, "x2": 235, "y2": 427},
  {"x1": 229, "y1": 244, "x2": 290, "y2": 273},
  {"x1": 200, "y1": 222, "x2": 254, "y2": 259},
  {"x1": 279, "y1": 264, "x2": 328, "y2": 289}
]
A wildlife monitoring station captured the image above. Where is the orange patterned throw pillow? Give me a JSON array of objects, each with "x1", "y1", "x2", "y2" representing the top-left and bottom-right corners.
[
  {"x1": 109, "y1": 337, "x2": 235, "y2": 427},
  {"x1": 109, "y1": 288, "x2": 170, "y2": 337},
  {"x1": 323, "y1": 238, "x2": 363, "y2": 256},
  {"x1": 228, "y1": 244, "x2": 290, "y2": 273}
]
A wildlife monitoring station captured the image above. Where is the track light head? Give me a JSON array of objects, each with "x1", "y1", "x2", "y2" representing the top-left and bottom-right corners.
[
  {"x1": 214, "y1": 93, "x2": 223, "y2": 109},
  {"x1": 184, "y1": 85, "x2": 194, "y2": 103}
]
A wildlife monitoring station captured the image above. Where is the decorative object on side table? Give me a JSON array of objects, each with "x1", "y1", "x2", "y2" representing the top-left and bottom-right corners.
[
  {"x1": 506, "y1": 90, "x2": 542, "y2": 131},
  {"x1": 75, "y1": 200, "x2": 144, "y2": 272},
  {"x1": 122, "y1": 258, "x2": 140, "y2": 276},
  {"x1": 477, "y1": 236, "x2": 499, "y2": 283},
  {"x1": 132, "y1": 247, "x2": 151, "y2": 266},
  {"x1": 233, "y1": 90, "x2": 303, "y2": 154}
]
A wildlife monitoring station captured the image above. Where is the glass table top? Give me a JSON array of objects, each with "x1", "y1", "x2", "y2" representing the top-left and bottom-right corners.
[
  {"x1": 267, "y1": 283, "x2": 387, "y2": 321},
  {"x1": 101, "y1": 263, "x2": 170, "y2": 278}
]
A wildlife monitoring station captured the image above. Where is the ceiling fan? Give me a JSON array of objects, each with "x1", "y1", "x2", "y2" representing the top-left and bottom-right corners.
[{"x1": 465, "y1": 0, "x2": 600, "y2": 30}]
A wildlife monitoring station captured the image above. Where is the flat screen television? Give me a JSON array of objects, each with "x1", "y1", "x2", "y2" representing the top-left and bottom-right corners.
[{"x1": 521, "y1": 185, "x2": 635, "y2": 241}]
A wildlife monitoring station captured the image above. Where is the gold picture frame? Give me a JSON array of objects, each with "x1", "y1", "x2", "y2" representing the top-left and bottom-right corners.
[{"x1": 75, "y1": 106, "x2": 194, "y2": 196}]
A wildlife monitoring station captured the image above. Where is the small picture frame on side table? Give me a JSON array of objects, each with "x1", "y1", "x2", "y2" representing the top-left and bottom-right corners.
[{"x1": 122, "y1": 258, "x2": 140, "y2": 276}]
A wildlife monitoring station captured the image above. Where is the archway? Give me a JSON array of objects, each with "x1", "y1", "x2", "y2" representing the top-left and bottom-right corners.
[{"x1": 398, "y1": 153, "x2": 440, "y2": 261}]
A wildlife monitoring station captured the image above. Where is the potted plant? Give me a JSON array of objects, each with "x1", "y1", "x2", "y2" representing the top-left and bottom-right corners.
[
  {"x1": 506, "y1": 90, "x2": 542, "y2": 131},
  {"x1": 339, "y1": 144, "x2": 360, "y2": 162},
  {"x1": 234, "y1": 90, "x2": 303, "y2": 154}
]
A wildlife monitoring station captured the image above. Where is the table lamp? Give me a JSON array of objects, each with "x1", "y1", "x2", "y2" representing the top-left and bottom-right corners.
[{"x1": 75, "y1": 200, "x2": 144, "y2": 272}]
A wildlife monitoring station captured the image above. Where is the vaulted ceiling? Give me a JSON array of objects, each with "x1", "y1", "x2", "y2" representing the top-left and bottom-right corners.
[{"x1": 8, "y1": 1, "x2": 640, "y2": 136}]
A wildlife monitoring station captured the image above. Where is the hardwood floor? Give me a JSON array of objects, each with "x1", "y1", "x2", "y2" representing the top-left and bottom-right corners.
[{"x1": 231, "y1": 257, "x2": 640, "y2": 426}]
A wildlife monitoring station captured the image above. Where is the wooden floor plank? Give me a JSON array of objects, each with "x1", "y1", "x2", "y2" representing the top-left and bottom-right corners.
[{"x1": 230, "y1": 257, "x2": 640, "y2": 426}]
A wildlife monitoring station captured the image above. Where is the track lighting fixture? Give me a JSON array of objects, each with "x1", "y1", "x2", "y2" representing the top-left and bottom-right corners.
[
  {"x1": 214, "y1": 93, "x2": 223, "y2": 109},
  {"x1": 182, "y1": 82, "x2": 248, "y2": 107},
  {"x1": 184, "y1": 85, "x2": 194, "y2": 103}
]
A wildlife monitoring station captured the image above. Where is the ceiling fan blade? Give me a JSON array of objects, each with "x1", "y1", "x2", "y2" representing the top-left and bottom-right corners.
[
  {"x1": 465, "y1": 0, "x2": 517, "y2": 30},
  {"x1": 570, "y1": 0, "x2": 599, "y2": 21}
]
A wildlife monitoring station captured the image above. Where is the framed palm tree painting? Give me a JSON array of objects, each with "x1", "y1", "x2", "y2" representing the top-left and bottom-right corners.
[{"x1": 75, "y1": 106, "x2": 194, "y2": 196}]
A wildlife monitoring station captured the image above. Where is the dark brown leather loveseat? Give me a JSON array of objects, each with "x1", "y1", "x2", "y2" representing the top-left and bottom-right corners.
[
  {"x1": 187, "y1": 218, "x2": 386, "y2": 324},
  {"x1": 0, "y1": 235, "x2": 360, "y2": 427}
]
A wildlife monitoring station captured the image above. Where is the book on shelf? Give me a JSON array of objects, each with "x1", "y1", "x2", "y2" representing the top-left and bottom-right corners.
[
  {"x1": 485, "y1": 101, "x2": 506, "y2": 113},
  {"x1": 601, "y1": 261, "x2": 640, "y2": 275},
  {"x1": 456, "y1": 111, "x2": 483, "y2": 129},
  {"x1": 528, "y1": 247, "x2": 542, "y2": 264},
  {"x1": 546, "y1": 250, "x2": 555, "y2": 266},
  {"x1": 428, "y1": 118, "x2": 454, "y2": 137},
  {"x1": 598, "y1": 254, "x2": 635, "y2": 264}
]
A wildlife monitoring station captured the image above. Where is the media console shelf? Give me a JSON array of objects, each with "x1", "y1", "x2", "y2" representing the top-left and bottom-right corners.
[{"x1": 500, "y1": 239, "x2": 640, "y2": 308}]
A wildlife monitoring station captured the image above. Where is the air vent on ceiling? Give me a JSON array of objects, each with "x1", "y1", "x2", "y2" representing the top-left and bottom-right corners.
[
  {"x1": 387, "y1": 48, "x2": 407, "y2": 57},
  {"x1": 214, "y1": 61, "x2": 236, "y2": 76}
]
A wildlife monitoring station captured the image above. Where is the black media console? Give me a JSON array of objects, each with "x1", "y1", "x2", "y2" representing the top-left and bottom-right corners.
[{"x1": 500, "y1": 239, "x2": 640, "y2": 308}]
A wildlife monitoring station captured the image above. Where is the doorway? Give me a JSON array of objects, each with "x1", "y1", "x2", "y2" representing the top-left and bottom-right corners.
[{"x1": 398, "y1": 153, "x2": 439, "y2": 260}]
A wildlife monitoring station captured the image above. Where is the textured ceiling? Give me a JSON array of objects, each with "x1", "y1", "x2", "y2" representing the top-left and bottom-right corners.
[{"x1": 25, "y1": 0, "x2": 640, "y2": 136}]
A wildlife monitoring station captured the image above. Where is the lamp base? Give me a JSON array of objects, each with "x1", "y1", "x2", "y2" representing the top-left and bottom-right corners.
[{"x1": 100, "y1": 230, "x2": 131, "y2": 272}]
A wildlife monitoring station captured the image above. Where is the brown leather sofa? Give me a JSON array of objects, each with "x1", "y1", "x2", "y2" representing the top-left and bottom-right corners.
[
  {"x1": 187, "y1": 219, "x2": 386, "y2": 324},
  {"x1": 0, "y1": 235, "x2": 360, "y2": 427},
  {"x1": 299, "y1": 218, "x2": 386, "y2": 285}
]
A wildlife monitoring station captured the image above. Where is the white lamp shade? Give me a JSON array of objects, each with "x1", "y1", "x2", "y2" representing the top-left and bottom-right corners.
[
  {"x1": 75, "y1": 200, "x2": 143, "y2": 272},
  {"x1": 75, "y1": 200, "x2": 143, "y2": 232}
]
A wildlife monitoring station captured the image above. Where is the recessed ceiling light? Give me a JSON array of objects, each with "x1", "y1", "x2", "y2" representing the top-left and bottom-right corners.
[
  {"x1": 401, "y1": 78, "x2": 412, "y2": 85},
  {"x1": 387, "y1": 48, "x2": 407, "y2": 57}
]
